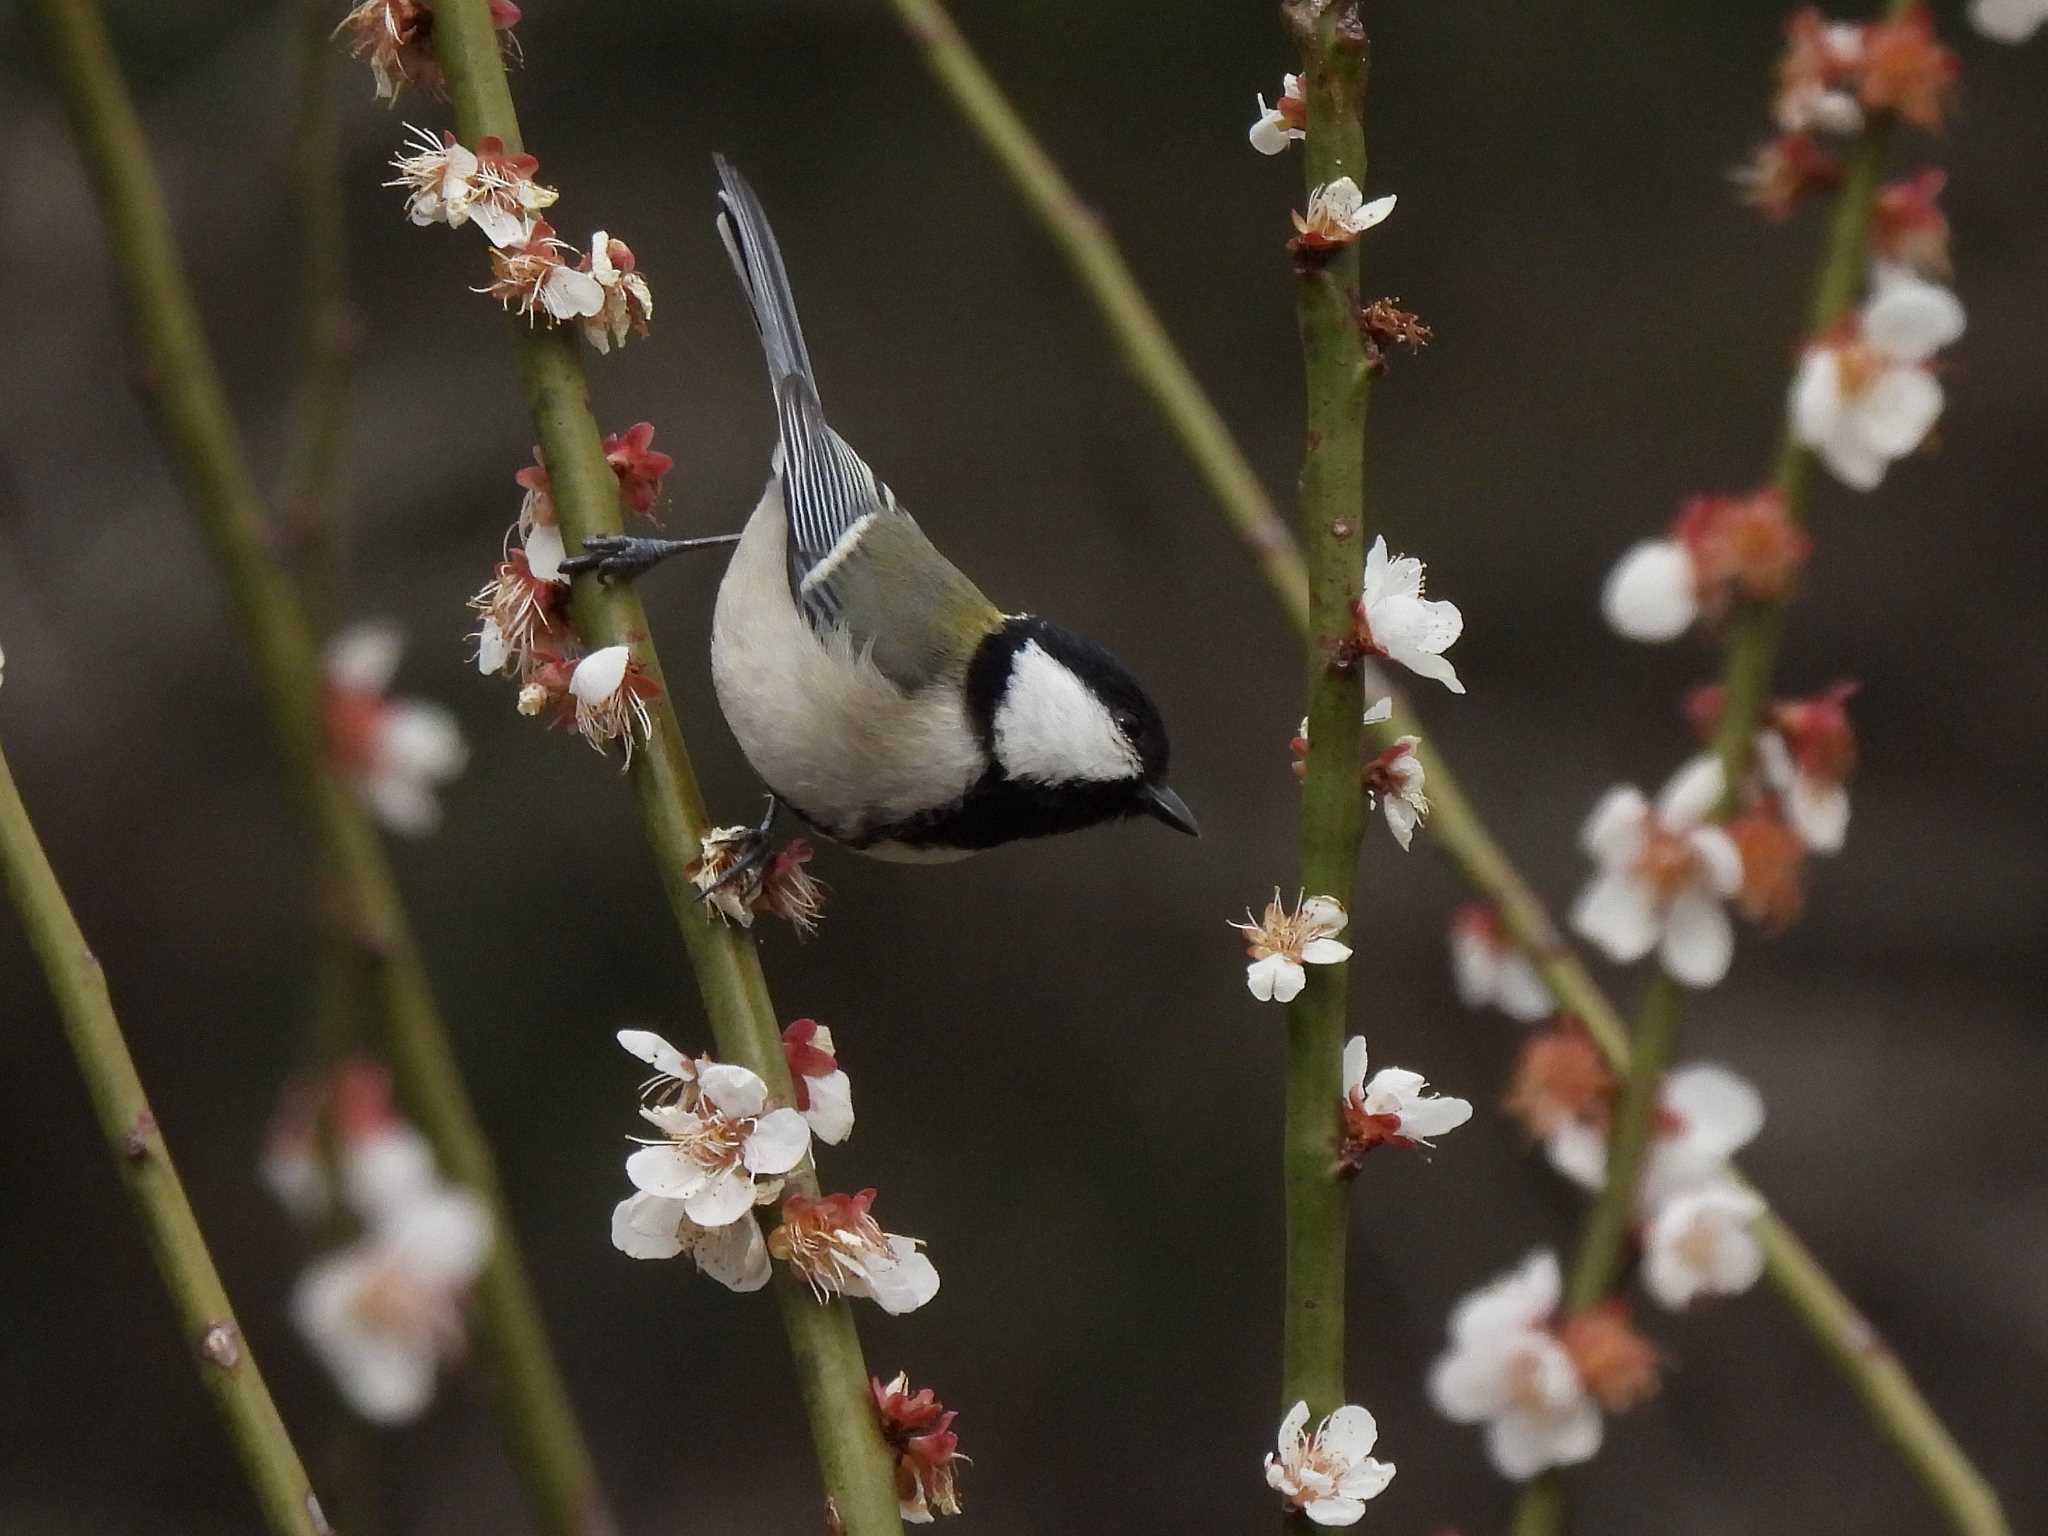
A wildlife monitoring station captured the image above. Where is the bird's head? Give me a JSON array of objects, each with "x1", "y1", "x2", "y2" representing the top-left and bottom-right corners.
[{"x1": 968, "y1": 617, "x2": 1198, "y2": 838}]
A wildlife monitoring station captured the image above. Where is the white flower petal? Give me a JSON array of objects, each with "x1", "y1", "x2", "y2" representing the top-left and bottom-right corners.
[
  {"x1": 610, "y1": 1192, "x2": 686, "y2": 1259},
  {"x1": 862, "y1": 1237, "x2": 941, "y2": 1315},
  {"x1": 1601, "y1": 540, "x2": 1698, "y2": 643},
  {"x1": 801, "y1": 1069, "x2": 855, "y2": 1145},
  {"x1": 1333, "y1": 1457, "x2": 1396, "y2": 1502},
  {"x1": 524, "y1": 522, "x2": 567, "y2": 582},
  {"x1": 1495, "y1": 953, "x2": 1555, "y2": 1021},
  {"x1": 1790, "y1": 350, "x2": 1844, "y2": 450},
  {"x1": 1663, "y1": 1064, "x2": 1765, "y2": 1158},
  {"x1": 1250, "y1": 953, "x2": 1307, "y2": 1003},
  {"x1": 1656, "y1": 755, "x2": 1726, "y2": 829},
  {"x1": 689, "y1": 1212, "x2": 772, "y2": 1292},
  {"x1": 1341, "y1": 1036, "x2": 1369, "y2": 1095},
  {"x1": 1300, "y1": 895, "x2": 1349, "y2": 936},
  {"x1": 1361, "y1": 695, "x2": 1394, "y2": 725},
  {"x1": 697, "y1": 1062, "x2": 769, "y2": 1119},
  {"x1": 1399, "y1": 1093, "x2": 1474, "y2": 1140},
  {"x1": 1970, "y1": 0, "x2": 2048, "y2": 41},
  {"x1": 383, "y1": 1188, "x2": 493, "y2": 1284},
  {"x1": 569, "y1": 644, "x2": 630, "y2": 704},
  {"x1": 1545, "y1": 1120, "x2": 1608, "y2": 1191},
  {"x1": 1571, "y1": 871, "x2": 1659, "y2": 964},
  {"x1": 1277, "y1": 1400, "x2": 1311, "y2": 1455},
  {"x1": 1660, "y1": 891, "x2": 1735, "y2": 988},
  {"x1": 342, "y1": 1128, "x2": 439, "y2": 1225},
  {"x1": 1347, "y1": 193, "x2": 1397, "y2": 233},
  {"x1": 1824, "y1": 432, "x2": 1890, "y2": 490},
  {"x1": 540, "y1": 263, "x2": 607, "y2": 321},
  {"x1": 1789, "y1": 777, "x2": 1850, "y2": 854},
  {"x1": 1299, "y1": 937, "x2": 1353, "y2": 966},
  {"x1": 1855, "y1": 367, "x2": 1944, "y2": 459},
  {"x1": 624, "y1": 1143, "x2": 702, "y2": 1200},
  {"x1": 1688, "y1": 826, "x2": 1744, "y2": 898},
  {"x1": 326, "y1": 620, "x2": 404, "y2": 693},
  {"x1": 1301, "y1": 1493, "x2": 1366, "y2": 1526},
  {"x1": 1580, "y1": 786, "x2": 1648, "y2": 866},
  {"x1": 681, "y1": 1163, "x2": 756, "y2": 1229},
  {"x1": 1863, "y1": 277, "x2": 1965, "y2": 361},
  {"x1": 741, "y1": 1106, "x2": 811, "y2": 1175},
  {"x1": 1428, "y1": 1344, "x2": 1508, "y2": 1421},
  {"x1": 616, "y1": 1029, "x2": 693, "y2": 1081},
  {"x1": 1383, "y1": 795, "x2": 1417, "y2": 850}
]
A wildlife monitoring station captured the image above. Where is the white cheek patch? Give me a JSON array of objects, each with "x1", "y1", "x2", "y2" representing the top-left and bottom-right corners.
[{"x1": 992, "y1": 641, "x2": 1141, "y2": 784}]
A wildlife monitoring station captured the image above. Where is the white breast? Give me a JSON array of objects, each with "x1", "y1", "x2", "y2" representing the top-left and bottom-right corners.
[{"x1": 710, "y1": 479, "x2": 988, "y2": 849}]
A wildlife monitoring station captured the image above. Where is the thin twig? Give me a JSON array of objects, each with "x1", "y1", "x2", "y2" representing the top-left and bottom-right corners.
[
  {"x1": 278, "y1": 0, "x2": 357, "y2": 632},
  {"x1": 21, "y1": 4, "x2": 613, "y2": 1531},
  {"x1": 882, "y1": 5, "x2": 2002, "y2": 1531},
  {"x1": 422, "y1": 3, "x2": 905, "y2": 1529},
  {"x1": 1278, "y1": 0, "x2": 1372, "y2": 1454},
  {"x1": 0, "y1": 739, "x2": 332, "y2": 1536}
]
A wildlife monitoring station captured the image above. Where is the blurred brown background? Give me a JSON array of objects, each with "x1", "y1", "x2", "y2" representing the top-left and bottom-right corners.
[{"x1": 2, "y1": 1, "x2": 2044, "y2": 1532}]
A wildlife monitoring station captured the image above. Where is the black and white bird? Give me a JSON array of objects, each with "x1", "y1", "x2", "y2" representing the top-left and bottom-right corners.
[{"x1": 569, "y1": 158, "x2": 1196, "y2": 860}]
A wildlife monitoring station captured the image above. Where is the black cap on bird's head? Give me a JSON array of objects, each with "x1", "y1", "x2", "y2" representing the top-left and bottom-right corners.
[{"x1": 966, "y1": 616, "x2": 1198, "y2": 840}]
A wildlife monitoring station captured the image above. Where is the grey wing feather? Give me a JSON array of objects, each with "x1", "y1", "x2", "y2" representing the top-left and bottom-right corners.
[{"x1": 714, "y1": 155, "x2": 895, "y2": 628}]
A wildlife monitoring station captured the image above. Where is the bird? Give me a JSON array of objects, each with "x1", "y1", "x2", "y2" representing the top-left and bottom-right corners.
[{"x1": 565, "y1": 156, "x2": 1196, "y2": 862}]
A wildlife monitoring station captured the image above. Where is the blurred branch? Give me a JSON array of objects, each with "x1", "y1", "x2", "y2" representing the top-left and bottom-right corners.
[
  {"x1": 1279, "y1": 0, "x2": 1372, "y2": 1447},
  {"x1": 0, "y1": 738, "x2": 331, "y2": 1536},
  {"x1": 883, "y1": 0, "x2": 1308, "y2": 631},
  {"x1": 20, "y1": 4, "x2": 614, "y2": 1532},
  {"x1": 1517, "y1": 0, "x2": 2003, "y2": 1529},
  {"x1": 279, "y1": 0, "x2": 358, "y2": 631},
  {"x1": 885, "y1": 2, "x2": 2002, "y2": 1530},
  {"x1": 424, "y1": 4, "x2": 906, "y2": 1530}
]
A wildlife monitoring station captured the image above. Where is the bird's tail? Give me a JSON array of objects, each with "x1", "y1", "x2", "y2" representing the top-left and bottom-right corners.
[{"x1": 714, "y1": 155, "x2": 817, "y2": 400}]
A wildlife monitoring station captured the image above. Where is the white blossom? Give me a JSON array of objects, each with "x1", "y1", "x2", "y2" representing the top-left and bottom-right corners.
[
  {"x1": 568, "y1": 644, "x2": 655, "y2": 765},
  {"x1": 1642, "y1": 1180, "x2": 1767, "y2": 1310},
  {"x1": 609, "y1": 1190, "x2": 771, "y2": 1292},
  {"x1": 1755, "y1": 728, "x2": 1849, "y2": 853},
  {"x1": 1359, "y1": 536, "x2": 1464, "y2": 693},
  {"x1": 1448, "y1": 908, "x2": 1555, "y2": 1022},
  {"x1": 784, "y1": 1020, "x2": 855, "y2": 1146},
  {"x1": 770, "y1": 1193, "x2": 940, "y2": 1316},
  {"x1": 1342, "y1": 1036, "x2": 1472, "y2": 1145},
  {"x1": 1232, "y1": 892, "x2": 1352, "y2": 1003},
  {"x1": 1295, "y1": 178, "x2": 1398, "y2": 245},
  {"x1": 624, "y1": 1062, "x2": 810, "y2": 1228},
  {"x1": 1264, "y1": 1400, "x2": 1396, "y2": 1525},
  {"x1": 292, "y1": 1187, "x2": 493, "y2": 1424},
  {"x1": 1790, "y1": 272, "x2": 1965, "y2": 491},
  {"x1": 1427, "y1": 1250, "x2": 1603, "y2": 1480},
  {"x1": 1600, "y1": 539, "x2": 1697, "y2": 643},
  {"x1": 1369, "y1": 737, "x2": 1429, "y2": 850},
  {"x1": 386, "y1": 124, "x2": 557, "y2": 247},
  {"x1": 579, "y1": 232, "x2": 654, "y2": 355},
  {"x1": 1970, "y1": 0, "x2": 2048, "y2": 42},
  {"x1": 1545, "y1": 1062, "x2": 1764, "y2": 1212},
  {"x1": 1569, "y1": 757, "x2": 1744, "y2": 988},
  {"x1": 324, "y1": 621, "x2": 467, "y2": 837},
  {"x1": 1249, "y1": 74, "x2": 1305, "y2": 154}
]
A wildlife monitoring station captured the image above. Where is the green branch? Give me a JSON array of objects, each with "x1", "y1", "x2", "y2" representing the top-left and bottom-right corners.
[
  {"x1": 0, "y1": 739, "x2": 331, "y2": 1536},
  {"x1": 881, "y1": 5, "x2": 1999, "y2": 1532},
  {"x1": 279, "y1": 0, "x2": 357, "y2": 633},
  {"x1": 21, "y1": 4, "x2": 611, "y2": 1531},
  {"x1": 425, "y1": 4, "x2": 904, "y2": 1529},
  {"x1": 1278, "y1": 0, "x2": 1372, "y2": 1451}
]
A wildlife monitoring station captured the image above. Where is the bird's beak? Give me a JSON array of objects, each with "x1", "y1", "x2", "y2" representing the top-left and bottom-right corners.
[{"x1": 1139, "y1": 782, "x2": 1200, "y2": 837}]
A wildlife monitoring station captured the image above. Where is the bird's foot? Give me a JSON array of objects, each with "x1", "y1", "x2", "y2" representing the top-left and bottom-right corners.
[
  {"x1": 694, "y1": 795, "x2": 781, "y2": 905},
  {"x1": 560, "y1": 532, "x2": 741, "y2": 583}
]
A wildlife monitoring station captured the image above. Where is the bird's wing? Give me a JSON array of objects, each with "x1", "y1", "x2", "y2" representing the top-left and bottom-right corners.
[
  {"x1": 799, "y1": 509, "x2": 1001, "y2": 691},
  {"x1": 715, "y1": 155, "x2": 998, "y2": 687}
]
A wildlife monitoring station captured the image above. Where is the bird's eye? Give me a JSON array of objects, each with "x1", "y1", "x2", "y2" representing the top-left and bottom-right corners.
[{"x1": 1112, "y1": 708, "x2": 1140, "y2": 737}]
